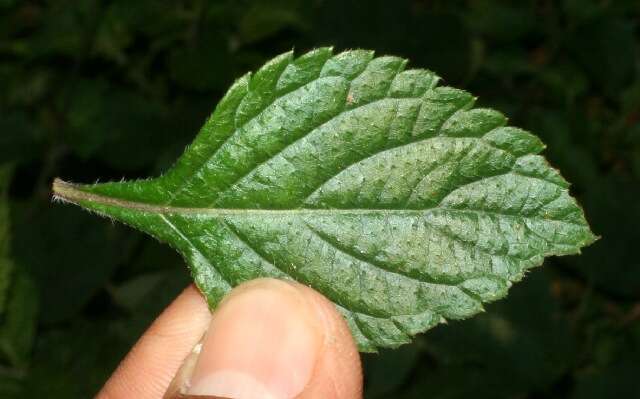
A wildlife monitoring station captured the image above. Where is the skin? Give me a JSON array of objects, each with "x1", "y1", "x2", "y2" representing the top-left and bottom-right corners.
[{"x1": 96, "y1": 278, "x2": 363, "y2": 399}]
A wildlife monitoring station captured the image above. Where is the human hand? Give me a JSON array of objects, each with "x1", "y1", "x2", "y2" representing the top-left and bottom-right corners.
[{"x1": 96, "y1": 278, "x2": 363, "y2": 399}]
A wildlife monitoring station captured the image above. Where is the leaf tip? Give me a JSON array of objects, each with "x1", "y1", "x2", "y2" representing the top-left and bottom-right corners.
[{"x1": 586, "y1": 232, "x2": 601, "y2": 247}]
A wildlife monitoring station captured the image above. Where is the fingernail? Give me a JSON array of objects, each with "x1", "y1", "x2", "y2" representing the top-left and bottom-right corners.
[{"x1": 178, "y1": 279, "x2": 323, "y2": 399}]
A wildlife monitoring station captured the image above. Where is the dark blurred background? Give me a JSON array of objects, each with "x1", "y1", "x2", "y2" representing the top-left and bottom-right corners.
[{"x1": 1, "y1": 0, "x2": 639, "y2": 397}]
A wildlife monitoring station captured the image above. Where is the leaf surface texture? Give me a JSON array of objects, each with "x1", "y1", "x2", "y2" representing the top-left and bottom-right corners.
[{"x1": 53, "y1": 49, "x2": 596, "y2": 351}]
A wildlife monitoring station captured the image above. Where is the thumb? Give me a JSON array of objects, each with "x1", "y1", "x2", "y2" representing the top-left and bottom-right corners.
[{"x1": 165, "y1": 278, "x2": 363, "y2": 399}]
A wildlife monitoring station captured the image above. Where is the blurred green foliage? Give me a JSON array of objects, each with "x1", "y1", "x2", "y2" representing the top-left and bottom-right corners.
[{"x1": 0, "y1": 0, "x2": 639, "y2": 397}]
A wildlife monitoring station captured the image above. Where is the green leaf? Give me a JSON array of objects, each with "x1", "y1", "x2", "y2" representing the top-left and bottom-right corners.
[{"x1": 52, "y1": 49, "x2": 596, "y2": 351}]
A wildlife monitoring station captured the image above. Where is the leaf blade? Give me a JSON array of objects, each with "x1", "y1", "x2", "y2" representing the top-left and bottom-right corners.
[{"x1": 52, "y1": 49, "x2": 596, "y2": 351}]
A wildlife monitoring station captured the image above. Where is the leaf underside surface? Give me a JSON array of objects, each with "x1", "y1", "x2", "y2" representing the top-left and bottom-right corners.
[{"x1": 52, "y1": 48, "x2": 596, "y2": 351}]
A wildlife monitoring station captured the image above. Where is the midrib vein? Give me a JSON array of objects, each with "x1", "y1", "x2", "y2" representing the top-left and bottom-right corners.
[
  {"x1": 52, "y1": 178, "x2": 436, "y2": 216},
  {"x1": 52, "y1": 178, "x2": 584, "y2": 229}
]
